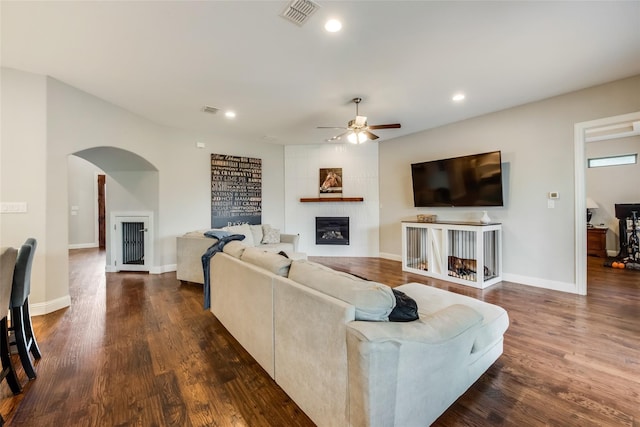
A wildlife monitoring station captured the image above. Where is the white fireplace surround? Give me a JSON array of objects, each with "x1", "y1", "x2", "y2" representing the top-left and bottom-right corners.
[{"x1": 284, "y1": 144, "x2": 379, "y2": 257}]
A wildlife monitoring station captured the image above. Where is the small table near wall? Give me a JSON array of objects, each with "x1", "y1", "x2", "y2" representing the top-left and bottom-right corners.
[{"x1": 587, "y1": 226, "x2": 608, "y2": 258}]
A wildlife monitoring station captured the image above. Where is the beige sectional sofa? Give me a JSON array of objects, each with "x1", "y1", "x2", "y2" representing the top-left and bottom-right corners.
[
  {"x1": 209, "y1": 242, "x2": 509, "y2": 427},
  {"x1": 176, "y1": 223, "x2": 299, "y2": 284}
]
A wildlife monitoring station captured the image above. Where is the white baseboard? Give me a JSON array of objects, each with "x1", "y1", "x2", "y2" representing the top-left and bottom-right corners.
[
  {"x1": 378, "y1": 253, "x2": 580, "y2": 294},
  {"x1": 30, "y1": 294, "x2": 71, "y2": 316},
  {"x1": 502, "y1": 273, "x2": 578, "y2": 294},
  {"x1": 151, "y1": 264, "x2": 176, "y2": 274},
  {"x1": 105, "y1": 264, "x2": 176, "y2": 274},
  {"x1": 379, "y1": 252, "x2": 402, "y2": 261},
  {"x1": 69, "y1": 242, "x2": 99, "y2": 249}
]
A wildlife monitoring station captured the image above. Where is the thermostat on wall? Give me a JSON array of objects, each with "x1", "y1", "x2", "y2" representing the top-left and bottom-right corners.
[{"x1": 548, "y1": 192, "x2": 559, "y2": 199}]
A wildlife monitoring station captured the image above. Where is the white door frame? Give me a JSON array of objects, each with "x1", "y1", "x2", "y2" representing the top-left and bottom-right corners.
[
  {"x1": 110, "y1": 211, "x2": 154, "y2": 272},
  {"x1": 574, "y1": 111, "x2": 640, "y2": 295}
]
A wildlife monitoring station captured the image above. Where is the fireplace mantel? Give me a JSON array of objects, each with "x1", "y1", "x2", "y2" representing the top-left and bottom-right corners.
[{"x1": 300, "y1": 197, "x2": 364, "y2": 203}]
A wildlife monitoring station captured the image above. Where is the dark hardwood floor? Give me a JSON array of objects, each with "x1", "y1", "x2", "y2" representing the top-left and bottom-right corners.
[{"x1": 1, "y1": 249, "x2": 638, "y2": 426}]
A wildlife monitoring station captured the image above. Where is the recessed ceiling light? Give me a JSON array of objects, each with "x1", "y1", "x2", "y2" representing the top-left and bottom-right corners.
[
  {"x1": 452, "y1": 93, "x2": 465, "y2": 102},
  {"x1": 325, "y1": 19, "x2": 342, "y2": 32},
  {"x1": 225, "y1": 111, "x2": 236, "y2": 119}
]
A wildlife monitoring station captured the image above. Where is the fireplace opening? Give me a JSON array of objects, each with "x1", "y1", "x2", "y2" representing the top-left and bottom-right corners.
[{"x1": 316, "y1": 217, "x2": 349, "y2": 245}]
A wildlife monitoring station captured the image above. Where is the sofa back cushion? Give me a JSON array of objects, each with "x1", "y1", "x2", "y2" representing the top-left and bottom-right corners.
[
  {"x1": 250, "y1": 225, "x2": 264, "y2": 246},
  {"x1": 222, "y1": 223, "x2": 255, "y2": 246},
  {"x1": 222, "y1": 241, "x2": 246, "y2": 258},
  {"x1": 241, "y1": 247, "x2": 293, "y2": 277},
  {"x1": 288, "y1": 260, "x2": 395, "y2": 321}
]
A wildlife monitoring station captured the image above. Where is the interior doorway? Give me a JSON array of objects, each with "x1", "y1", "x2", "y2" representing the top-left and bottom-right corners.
[
  {"x1": 98, "y1": 174, "x2": 106, "y2": 249},
  {"x1": 574, "y1": 111, "x2": 640, "y2": 295}
]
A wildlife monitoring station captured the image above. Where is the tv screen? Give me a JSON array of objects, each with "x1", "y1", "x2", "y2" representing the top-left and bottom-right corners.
[{"x1": 411, "y1": 151, "x2": 504, "y2": 207}]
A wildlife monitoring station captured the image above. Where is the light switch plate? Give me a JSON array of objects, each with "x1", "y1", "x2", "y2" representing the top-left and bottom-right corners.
[{"x1": 0, "y1": 202, "x2": 27, "y2": 213}]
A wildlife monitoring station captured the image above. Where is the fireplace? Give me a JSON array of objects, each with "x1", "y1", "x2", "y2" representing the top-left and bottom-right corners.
[{"x1": 316, "y1": 217, "x2": 349, "y2": 245}]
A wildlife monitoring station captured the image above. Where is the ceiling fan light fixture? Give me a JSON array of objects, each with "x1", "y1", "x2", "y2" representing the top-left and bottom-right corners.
[
  {"x1": 319, "y1": 97, "x2": 400, "y2": 143},
  {"x1": 348, "y1": 131, "x2": 368, "y2": 144}
]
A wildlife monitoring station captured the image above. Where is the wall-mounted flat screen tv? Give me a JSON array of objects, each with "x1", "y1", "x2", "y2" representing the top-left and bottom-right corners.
[{"x1": 411, "y1": 150, "x2": 504, "y2": 207}]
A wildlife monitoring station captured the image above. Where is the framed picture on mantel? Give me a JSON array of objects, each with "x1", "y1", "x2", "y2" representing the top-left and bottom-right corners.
[{"x1": 319, "y1": 168, "x2": 343, "y2": 198}]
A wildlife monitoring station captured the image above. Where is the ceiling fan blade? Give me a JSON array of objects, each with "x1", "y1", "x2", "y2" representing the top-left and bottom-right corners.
[
  {"x1": 363, "y1": 130, "x2": 379, "y2": 140},
  {"x1": 368, "y1": 123, "x2": 401, "y2": 130},
  {"x1": 317, "y1": 126, "x2": 348, "y2": 129}
]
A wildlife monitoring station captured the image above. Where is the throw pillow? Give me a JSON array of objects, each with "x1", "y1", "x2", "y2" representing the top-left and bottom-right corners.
[
  {"x1": 223, "y1": 223, "x2": 255, "y2": 247},
  {"x1": 388, "y1": 289, "x2": 419, "y2": 322},
  {"x1": 261, "y1": 225, "x2": 280, "y2": 244},
  {"x1": 249, "y1": 224, "x2": 264, "y2": 246}
]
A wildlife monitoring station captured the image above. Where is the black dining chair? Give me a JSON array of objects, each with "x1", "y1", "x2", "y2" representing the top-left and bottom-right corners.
[
  {"x1": 1, "y1": 247, "x2": 23, "y2": 425},
  {"x1": 10, "y1": 238, "x2": 41, "y2": 380}
]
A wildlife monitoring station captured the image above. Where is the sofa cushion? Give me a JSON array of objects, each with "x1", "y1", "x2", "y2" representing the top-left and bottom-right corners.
[
  {"x1": 222, "y1": 241, "x2": 246, "y2": 258},
  {"x1": 396, "y1": 282, "x2": 509, "y2": 353},
  {"x1": 241, "y1": 246, "x2": 293, "y2": 277},
  {"x1": 260, "y1": 242, "x2": 294, "y2": 252},
  {"x1": 261, "y1": 224, "x2": 281, "y2": 244},
  {"x1": 250, "y1": 224, "x2": 264, "y2": 245},
  {"x1": 288, "y1": 260, "x2": 395, "y2": 321},
  {"x1": 183, "y1": 230, "x2": 211, "y2": 238},
  {"x1": 223, "y1": 223, "x2": 255, "y2": 246}
]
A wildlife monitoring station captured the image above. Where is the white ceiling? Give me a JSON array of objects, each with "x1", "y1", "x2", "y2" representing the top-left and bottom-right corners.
[{"x1": 2, "y1": 1, "x2": 639, "y2": 145}]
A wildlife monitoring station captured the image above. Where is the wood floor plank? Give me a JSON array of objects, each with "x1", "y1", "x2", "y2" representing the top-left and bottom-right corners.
[{"x1": 0, "y1": 250, "x2": 638, "y2": 426}]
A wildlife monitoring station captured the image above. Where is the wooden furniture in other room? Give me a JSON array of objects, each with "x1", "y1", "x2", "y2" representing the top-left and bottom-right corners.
[{"x1": 587, "y1": 227, "x2": 608, "y2": 258}]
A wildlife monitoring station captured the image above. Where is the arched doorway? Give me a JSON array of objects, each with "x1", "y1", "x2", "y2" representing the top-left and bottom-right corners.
[{"x1": 70, "y1": 147, "x2": 159, "y2": 272}]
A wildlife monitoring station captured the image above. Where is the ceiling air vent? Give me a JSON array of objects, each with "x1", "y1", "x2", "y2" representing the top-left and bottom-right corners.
[
  {"x1": 202, "y1": 106, "x2": 219, "y2": 115},
  {"x1": 280, "y1": 0, "x2": 320, "y2": 26}
]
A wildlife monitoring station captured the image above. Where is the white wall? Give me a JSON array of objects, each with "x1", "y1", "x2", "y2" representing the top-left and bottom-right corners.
[
  {"x1": 284, "y1": 143, "x2": 379, "y2": 256},
  {"x1": 379, "y1": 75, "x2": 640, "y2": 292},
  {"x1": 586, "y1": 135, "x2": 640, "y2": 252},
  {"x1": 1, "y1": 67, "x2": 286, "y2": 313},
  {"x1": 0, "y1": 68, "x2": 51, "y2": 309},
  {"x1": 67, "y1": 155, "x2": 103, "y2": 248}
]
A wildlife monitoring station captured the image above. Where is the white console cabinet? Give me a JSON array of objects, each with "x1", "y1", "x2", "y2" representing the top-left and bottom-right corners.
[{"x1": 402, "y1": 221, "x2": 502, "y2": 289}]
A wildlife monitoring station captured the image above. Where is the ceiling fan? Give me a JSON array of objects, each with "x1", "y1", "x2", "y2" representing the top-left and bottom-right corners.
[{"x1": 318, "y1": 97, "x2": 401, "y2": 143}]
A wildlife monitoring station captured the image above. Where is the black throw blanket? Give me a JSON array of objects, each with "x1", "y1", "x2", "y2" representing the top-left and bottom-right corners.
[{"x1": 201, "y1": 234, "x2": 245, "y2": 309}]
